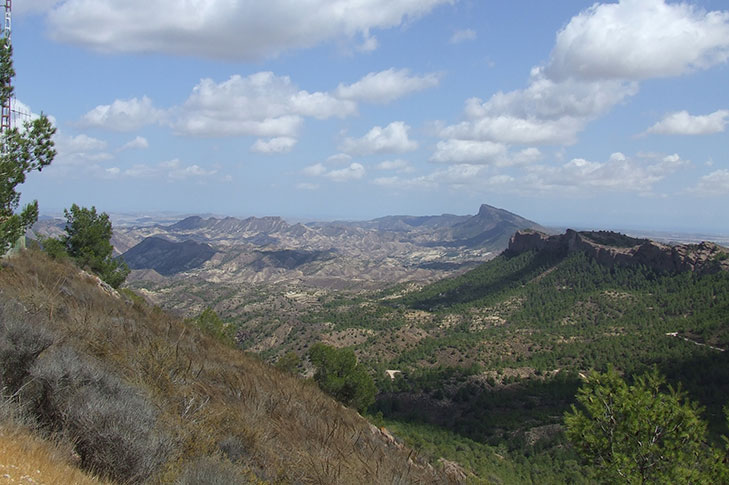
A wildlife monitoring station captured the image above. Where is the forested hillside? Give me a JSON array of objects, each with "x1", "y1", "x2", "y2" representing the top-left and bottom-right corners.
[{"x1": 295, "y1": 231, "x2": 729, "y2": 482}]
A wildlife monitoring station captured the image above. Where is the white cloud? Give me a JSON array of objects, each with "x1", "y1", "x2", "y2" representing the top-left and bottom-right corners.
[
  {"x1": 173, "y1": 72, "x2": 356, "y2": 138},
  {"x1": 375, "y1": 159, "x2": 414, "y2": 173},
  {"x1": 325, "y1": 163, "x2": 366, "y2": 182},
  {"x1": 340, "y1": 121, "x2": 418, "y2": 155},
  {"x1": 326, "y1": 153, "x2": 352, "y2": 165},
  {"x1": 53, "y1": 133, "x2": 112, "y2": 166},
  {"x1": 687, "y1": 169, "x2": 729, "y2": 196},
  {"x1": 521, "y1": 152, "x2": 689, "y2": 195},
  {"x1": 374, "y1": 164, "x2": 487, "y2": 190},
  {"x1": 374, "y1": 151, "x2": 690, "y2": 195},
  {"x1": 335, "y1": 68, "x2": 441, "y2": 104},
  {"x1": 16, "y1": 0, "x2": 59, "y2": 15},
  {"x1": 251, "y1": 137, "x2": 298, "y2": 154},
  {"x1": 296, "y1": 182, "x2": 320, "y2": 191},
  {"x1": 46, "y1": 0, "x2": 454, "y2": 60},
  {"x1": 449, "y1": 28, "x2": 476, "y2": 44},
  {"x1": 57, "y1": 133, "x2": 107, "y2": 154},
  {"x1": 302, "y1": 163, "x2": 327, "y2": 177},
  {"x1": 120, "y1": 136, "x2": 149, "y2": 151},
  {"x1": 373, "y1": 176, "x2": 402, "y2": 187},
  {"x1": 303, "y1": 160, "x2": 366, "y2": 182},
  {"x1": 547, "y1": 0, "x2": 729, "y2": 81},
  {"x1": 431, "y1": 139, "x2": 506, "y2": 164},
  {"x1": 124, "y1": 159, "x2": 218, "y2": 181},
  {"x1": 163, "y1": 160, "x2": 218, "y2": 180},
  {"x1": 81, "y1": 96, "x2": 163, "y2": 132},
  {"x1": 644, "y1": 109, "x2": 729, "y2": 136},
  {"x1": 357, "y1": 32, "x2": 379, "y2": 53},
  {"x1": 440, "y1": 76, "x2": 638, "y2": 146},
  {"x1": 431, "y1": 140, "x2": 541, "y2": 166},
  {"x1": 438, "y1": 1, "x2": 729, "y2": 149},
  {"x1": 124, "y1": 164, "x2": 157, "y2": 178},
  {"x1": 423, "y1": 164, "x2": 487, "y2": 188}
]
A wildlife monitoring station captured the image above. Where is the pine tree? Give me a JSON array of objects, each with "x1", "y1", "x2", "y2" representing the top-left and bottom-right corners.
[
  {"x1": 63, "y1": 204, "x2": 130, "y2": 288},
  {"x1": 0, "y1": 38, "x2": 56, "y2": 253},
  {"x1": 565, "y1": 366, "x2": 729, "y2": 483}
]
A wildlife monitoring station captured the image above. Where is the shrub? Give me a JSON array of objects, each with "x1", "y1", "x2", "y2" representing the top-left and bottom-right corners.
[
  {"x1": 23, "y1": 346, "x2": 170, "y2": 483},
  {"x1": 274, "y1": 351, "x2": 301, "y2": 375},
  {"x1": 36, "y1": 235, "x2": 69, "y2": 260},
  {"x1": 218, "y1": 435, "x2": 251, "y2": 464},
  {"x1": 0, "y1": 304, "x2": 54, "y2": 395},
  {"x1": 190, "y1": 308, "x2": 235, "y2": 346},
  {"x1": 308, "y1": 343, "x2": 376, "y2": 412}
]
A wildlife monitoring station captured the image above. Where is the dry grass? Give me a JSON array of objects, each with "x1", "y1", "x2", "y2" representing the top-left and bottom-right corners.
[
  {"x1": 0, "y1": 249, "x2": 455, "y2": 484},
  {"x1": 0, "y1": 424, "x2": 110, "y2": 485}
]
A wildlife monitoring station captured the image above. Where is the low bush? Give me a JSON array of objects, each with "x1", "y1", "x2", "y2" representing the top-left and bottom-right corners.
[
  {"x1": 23, "y1": 346, "x2": 170, "y2": 483},
  {"x1": 0, "y1": 303, "x2": 54, "y2": 396}
]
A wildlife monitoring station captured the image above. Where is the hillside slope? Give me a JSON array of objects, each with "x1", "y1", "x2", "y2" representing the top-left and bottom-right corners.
[
  {"x1": 288, "y1": 230, "x2": 729, "y2": 483},
  {"x1": 0, "y1": 249, "x2": 454, "y2": 484},
  {"x1": 0, "y1": 421, "x2": 111, "y2": 485},
  {"x1": 121, "y1": 236, "x2": 216, "y2": 275}
]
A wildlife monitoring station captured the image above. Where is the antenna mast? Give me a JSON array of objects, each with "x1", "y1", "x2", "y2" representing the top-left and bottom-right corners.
[{"x1": 1, "y1": 0, "x2": 11, "y2": 134}]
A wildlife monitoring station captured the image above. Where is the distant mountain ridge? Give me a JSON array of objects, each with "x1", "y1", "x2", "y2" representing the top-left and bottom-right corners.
[
  {"x1": 507, "y1": 229, "x2": 729, "y2": 275},
  {"x1": 329, "y1": 204, "x2": 545, "y2": 245},
  {"x1": 87, "y1": 204, "x2": 545, "y2": 286}
]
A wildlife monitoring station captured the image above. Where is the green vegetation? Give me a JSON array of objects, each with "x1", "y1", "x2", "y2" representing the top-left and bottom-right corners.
[
  {"x1": 565, "y1": 367, "x2": 728, "y2": 484},
  {"x1": 43, "y1": 204, "x2": 130, "y2": 288},
  {"x1": 63, "y1": 204, "x2": 130, "y2": 288},
  {"x1": 309, "y1": 342, "x2": 376, "y2": 412},
  {"x1": 0, "y1": 38, "x2": 56, "y2": 253},
  {"x1": 275, "y1": 350, "x2": 301, "y2": 374},
  {"x1": 579, "y1": 230, "x2": 649, "y2": 248},
  {"x1": 291, "y1": 246, "x2": 729, "y2": 482},
  {"x1": 189, "y1": 307, "x2": 235, "y2": 346}
]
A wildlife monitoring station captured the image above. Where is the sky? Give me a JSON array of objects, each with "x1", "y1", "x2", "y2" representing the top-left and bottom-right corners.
[{"x1": 11, "y1": 0, "x2": 729, "y2": 233}]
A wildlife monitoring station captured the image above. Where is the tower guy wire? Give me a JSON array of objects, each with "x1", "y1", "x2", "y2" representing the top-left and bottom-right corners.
[{"x1": 1, "y1": 0, "x2": 11, "y2": 134}]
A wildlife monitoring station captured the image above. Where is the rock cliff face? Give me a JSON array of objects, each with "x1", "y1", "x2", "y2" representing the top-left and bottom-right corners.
[{"x1": 507, "y1": 229, "x2": 729, "y2": 275}]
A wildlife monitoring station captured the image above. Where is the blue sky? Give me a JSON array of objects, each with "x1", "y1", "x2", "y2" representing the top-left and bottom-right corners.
[{"x1": 13, "y1": 0, "x2": 729, "y2": 232}]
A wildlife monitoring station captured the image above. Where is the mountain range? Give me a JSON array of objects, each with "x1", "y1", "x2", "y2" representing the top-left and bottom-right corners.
[{"x1": 109, "y1": 203, "x2": 545, "y2": 287}]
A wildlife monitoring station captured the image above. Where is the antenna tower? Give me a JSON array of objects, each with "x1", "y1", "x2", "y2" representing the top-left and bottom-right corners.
[{"x1": 1, "y1": 0, "x2": 10, "y2": 134}]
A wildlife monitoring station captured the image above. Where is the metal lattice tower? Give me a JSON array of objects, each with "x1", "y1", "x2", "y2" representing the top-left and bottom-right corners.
[{"x1": 1, "y1": 0, "x2": 11, "y2": 134}]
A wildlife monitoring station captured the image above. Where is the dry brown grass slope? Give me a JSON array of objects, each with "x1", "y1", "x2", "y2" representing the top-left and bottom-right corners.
[
  {"x1": 0, "y1": 423, "x2": 112, "y2": 485},
  {"x1": 0, "y1": 249, "x2": 455, "y2": 484}
]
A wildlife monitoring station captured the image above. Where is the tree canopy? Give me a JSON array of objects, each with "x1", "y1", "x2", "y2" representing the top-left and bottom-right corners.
[
  {"x1": 308, "y1": 343, "x2": 376, "y2": 412},
  {"x1": 0, "y1": 38, "x2": 56, "y2": 253},
  {"x1": 62, "y1": 204, "x2": 129, "y2": 288},
  {"x1": 564, "y1": 366, "x2": 728, "y2": 484}
]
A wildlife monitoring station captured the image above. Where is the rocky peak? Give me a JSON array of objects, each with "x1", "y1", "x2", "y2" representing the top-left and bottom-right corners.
[
  {"x1": 168, "y1": 216, "x2": 206, "y2": 231},
  {"x1": 507, "y1": 229, "x2": 729, "y2": 275}
]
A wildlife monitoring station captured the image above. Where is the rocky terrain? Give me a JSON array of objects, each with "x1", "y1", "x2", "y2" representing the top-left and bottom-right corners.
[
  {"x1": 89, "y1": 203, "x2": 544, "y2": 288},
  {"x1": 507, "y1": 229, "x2": 729, "y2": 274}
]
